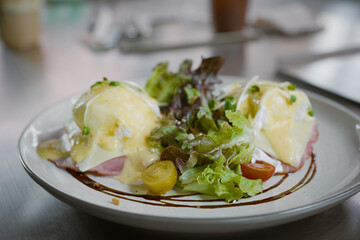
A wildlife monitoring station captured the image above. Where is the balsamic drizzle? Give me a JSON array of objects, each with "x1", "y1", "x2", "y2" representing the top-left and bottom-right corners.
[{"x1": 67, "y1": 154, "x2": 316, "y2": 209}]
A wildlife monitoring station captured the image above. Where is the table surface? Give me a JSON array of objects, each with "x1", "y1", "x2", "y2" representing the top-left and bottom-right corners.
[{"x1": 1, "y1": 0, "x2": 360, "y2": 239}]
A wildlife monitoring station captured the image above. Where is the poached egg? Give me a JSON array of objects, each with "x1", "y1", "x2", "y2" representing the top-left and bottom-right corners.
[
  {"x1": 223, "y1": 79, "x2": 316, "y2": 167},
  {"x1": 39, "y1": 80, "x2": 161, "y2": 184}
]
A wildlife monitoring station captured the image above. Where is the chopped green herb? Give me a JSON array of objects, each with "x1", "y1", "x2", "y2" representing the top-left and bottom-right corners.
[
  {"x1": 109, "y1": 81, "x2": 120, "y2": 87},
  {"x1": 308, "y1": 106, "x2": 314, "y2": 116},
  {"x1": 103, "y1": 77, "x2": 108, "y2": 82},
  {"x1": 248, "y1": 85, "x2": 260, "y2": 93},
  {"x1": 225, "y1": 96, "x2": 235, "y2": 112},
  {"x1": 289, "y1": 95, "x2": 296, "y2": 105},
  {"x1": 208, "y1": 99, "x2": 215, "y2": 110},
  {"x1": 287, "y1": 83, "x2": 297, "y2": 91},
  {"x1": 91, "y1": 81, "x2": 102, "y2": 89},
  {"x1": 227, "y1": 96, "x2": 234, "y2": 101},
  {"x1": 82, "y1": 126, "x2": 90, "y2": 135}
]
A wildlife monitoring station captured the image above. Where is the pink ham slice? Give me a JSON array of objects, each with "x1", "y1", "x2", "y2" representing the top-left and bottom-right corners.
[
  {"x1": 49, "y1": 156, "x2": 125, "y2": 176},
  {"x1": 89, "y1": 156, "x2": 125, "y2": 176}
]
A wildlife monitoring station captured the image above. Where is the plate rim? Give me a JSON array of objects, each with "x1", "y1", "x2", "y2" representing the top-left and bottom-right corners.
[{"x1": 17, "y1": 80, "x2": 360, "y2": 224}]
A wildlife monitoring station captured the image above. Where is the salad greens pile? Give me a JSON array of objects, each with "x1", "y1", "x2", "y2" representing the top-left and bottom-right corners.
[{"x1": 145, "y1": 57, "x2": 262, "y2": 202}]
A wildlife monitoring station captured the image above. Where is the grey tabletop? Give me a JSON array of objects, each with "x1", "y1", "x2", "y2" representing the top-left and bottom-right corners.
[{"x1": 1, "y1": 0, "x2": 360, "y2": 239}]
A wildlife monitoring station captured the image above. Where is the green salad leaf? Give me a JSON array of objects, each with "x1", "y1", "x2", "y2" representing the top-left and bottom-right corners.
[
  {"x1": 145, "y1": 62, "x2": 192, "y2": 104},
  {"x1": 145, "y1": 57, "x2": 262, "y2": 202},
  {"x1": 179, "y1": 153, "x2": 262, "y2": 202}
]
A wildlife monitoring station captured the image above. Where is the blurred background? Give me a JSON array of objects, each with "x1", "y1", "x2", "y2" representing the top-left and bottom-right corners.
[
  {"x1": 1, "y1": 0, "x2": 360, "y2": 134},
  {"x1": 1, "y1": 0, "x2": 360, "y2": 105},
  {"x1": 1, "y1": 0, "x2": 360, "y2": 239}
]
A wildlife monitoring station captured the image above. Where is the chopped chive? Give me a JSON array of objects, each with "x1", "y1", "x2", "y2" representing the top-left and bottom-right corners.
[
  {"x1": 82, "y1": 126, "x2": 90, "y2": 135},
  {"x1": 109, "y1": 81, "x2": 120, "y2": 86},
  {"x1": 227, "y1": 96, "x2": 234, "y2": 101},
  {"x1": 225, "y1": 97, "x2": 235, "y2": 112},
  {"x1": 208, "y1": 99, "x2": 215, "y2": 110},
  {"x1": 91, "y1": 81, "x2": 102, "y2": 88},
  {"x1": 289, "y1": 95, "x2": 296, "y2": 105},
  {"x1": 248, "y1": 85, "x2": 260, "y2": 93},
  {"x1": 287, "y1": 83, "x2": 297, "y2": 91},
  {"x1": 103, "y1": 77, "x2": 108, "y2": 82},
  {"x1": 308, "y1": 106, "x2": 314, "y2": 116}
]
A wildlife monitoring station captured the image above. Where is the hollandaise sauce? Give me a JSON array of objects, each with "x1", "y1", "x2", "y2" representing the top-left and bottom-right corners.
[{"x1": 235, "y1": 81, "x2": 316, "y2": 168}]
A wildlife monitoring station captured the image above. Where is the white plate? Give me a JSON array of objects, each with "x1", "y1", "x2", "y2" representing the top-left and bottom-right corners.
[{"x1": 18, "y1": 77, "x2": 360, "y2": 233}]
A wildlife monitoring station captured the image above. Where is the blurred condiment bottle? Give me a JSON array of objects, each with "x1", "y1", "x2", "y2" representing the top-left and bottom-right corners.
[
  {"x1": 212, "y1": 0, "x2": 247, "y2": 32},
  {"x1": 0, "y1": 0, "x2": 41, "y2": 50}
]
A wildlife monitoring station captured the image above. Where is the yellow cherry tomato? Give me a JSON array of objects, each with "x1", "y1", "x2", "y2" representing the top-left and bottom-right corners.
[{"x1": 141, "y1": 160, "x2": 178, "y2": 194}]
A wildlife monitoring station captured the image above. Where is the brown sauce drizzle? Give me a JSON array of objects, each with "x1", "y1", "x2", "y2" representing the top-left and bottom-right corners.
[{"x1": 67, "y1": 154, "x2": 316, "y2": 209}]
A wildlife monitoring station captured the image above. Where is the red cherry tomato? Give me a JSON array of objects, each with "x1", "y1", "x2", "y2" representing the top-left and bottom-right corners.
[{"x1": 241, "y1": 161, "x2": 276, "y2": 181}]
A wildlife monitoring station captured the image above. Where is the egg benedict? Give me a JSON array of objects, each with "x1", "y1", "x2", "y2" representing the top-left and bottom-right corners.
[
  {"x1": 221, "y1": 78, "x2": 317, "y2": 170},
  {"x1": 38, "y1": 78, "x2": 161, "y2": 183}
]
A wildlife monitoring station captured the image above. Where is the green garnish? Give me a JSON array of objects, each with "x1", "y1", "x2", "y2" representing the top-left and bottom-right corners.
[
  {"x1": 109, "y1": 81, "x2": 120, "y2": 86},
  {"x1": 248, "y1": 85, "x2": 260, "y2": 93},
  {"x1": 225, "y1": 96, "x2": 235, "y2": 112},
  {"x1": 289, "y1": 95, "x2": 296, "y2": 105},
  {"x1": 82, "y1": 126, "x2": 90, "y2": 135},
  {"x1": 308, "y1": 106, "x2": 314, "y2": 116},
  {"x1": 208, "y1": 99, "x2": 215, "y2": 110},
  {"x1": 287, "y1": 83, "x2": 297, "y2": 91},
  {"x1": 90, "y1": 81, "x2": 102, "y2": 89},
  {"x1": 91, "y1": 78, "x2": 110, "y2": 88}
]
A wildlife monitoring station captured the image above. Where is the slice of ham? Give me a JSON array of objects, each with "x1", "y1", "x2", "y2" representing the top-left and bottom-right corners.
[
  {"x1": 89, "y1": 156, "x2": 125, "y2": 176},
  {"x1": 48, "y1": 156, "x2": 125, "y2": 176}
]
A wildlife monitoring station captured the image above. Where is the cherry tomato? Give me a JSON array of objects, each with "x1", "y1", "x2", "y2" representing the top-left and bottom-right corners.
[{"x1": 241, "y1": 161, "x2": 276, "y2": 181}]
